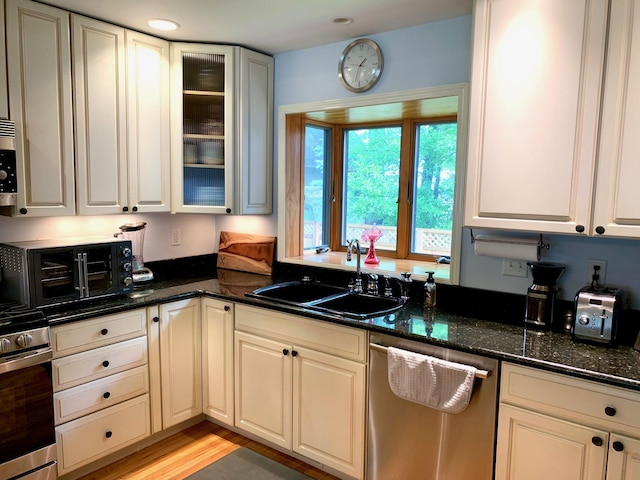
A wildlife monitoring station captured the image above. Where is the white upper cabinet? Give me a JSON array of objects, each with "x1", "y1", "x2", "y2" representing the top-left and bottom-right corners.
[
  {"x1": 235, "y1": 48, "x2": 273, "y2": 215},
  {"x1": 465, "y1": 0, "x2": 609, "y2": 234},
  {"x1": 73, "y1": 19, "x2": 170, "y2": 215},
  {"x1": 591, "y1": 0, "x2": 640, "y2": 238},
  {"x1": 6, "y1": 0, "x2": 76, "y2": 216},
  {"x1": 125, "y1": 31, "x2": 171, "y2": 214},
  {"x1": 170, "y1": 44, "x2": 273, "y2": 215},
  {"x1": 72, "y1": 15, "x2": 127, "y2": 215}
]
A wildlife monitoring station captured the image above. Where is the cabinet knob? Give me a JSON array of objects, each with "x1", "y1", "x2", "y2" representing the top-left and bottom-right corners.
[
  {"x1": 122, "y1": 206, "x2": 128, "y2": 212},
  {"x1": 605, "y1": 406, "x2": 617, "y2": 417},
  {"x1": 19, "y1": 208, "x2": 27, "y2": 215},
  {"x1": 595, "y1": 225, "x2": 605, "y2": 235},
  {"x1": 153, "y1": 316, "x2": 160, "y2": 323},
  {"x1": 101, "y1": 328, "x2": 109, "y2": 336},
  {"x1": 105, "y1": 431, "x2": 113, "y2": 439},
  {"x1": 224, "y1": 305, "x2": 231, "y2": 312},
  {"x1": 132, "y1": 206, "x2": 138, "y2": 212},
  {"x1": 291, "y1": 350, "x2": 298, "y2": 357},
  {"x1": 575, "y1": 225, "x2": 585, "y2": 233},
  {"x1": 282, "y1": 348, "x2": 289, "y2": 356},
  {"x1": 102, "y1": 360, "x2": 110, "y2": 368},
  {"x1": 103, "y1": 392, "x2": 111, "y2": 399},
  {"x1": 591, "y1": 436, "x2": 604, "y2": 447},
  {"x1": 613, "y1": 441, "x2": 624, "y2": 452},
  {"x1": 226, "y1": 208, "x2": 231, "y2": 214}
]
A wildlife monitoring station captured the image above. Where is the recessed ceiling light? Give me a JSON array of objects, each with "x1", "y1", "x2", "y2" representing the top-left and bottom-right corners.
[
  {"x1": 147, "y1": 19, "x2": 180, "y2": 31},
  {"x1": 332, "y1": 17, "x2": 353, "y2": 25}
]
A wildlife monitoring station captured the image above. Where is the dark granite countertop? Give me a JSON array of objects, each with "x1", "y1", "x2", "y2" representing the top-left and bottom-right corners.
[{"x1": 43, "y1": 269, "x2": 640, "y2": 393}]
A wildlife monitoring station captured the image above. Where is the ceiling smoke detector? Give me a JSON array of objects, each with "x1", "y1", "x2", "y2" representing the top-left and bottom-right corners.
[{"x1": 332, "y1": 17, "x2": 354, "y2": 25}]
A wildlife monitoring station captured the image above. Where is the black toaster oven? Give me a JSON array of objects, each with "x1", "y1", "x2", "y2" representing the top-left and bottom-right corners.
[{"x1": 0, "y1": 238, "x2": 134, "y2": 307}]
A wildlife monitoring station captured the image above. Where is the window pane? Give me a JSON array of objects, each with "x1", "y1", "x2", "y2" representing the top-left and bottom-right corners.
[
  {"x1": 304, "y1": 125, "x2": 330, "y2": 249},
  {"x1": 343, "y1": 126, "x2": 401, "y2": 250},
  {"x1": 411, "y1": 121, "x2": 457, "y2": 257}
]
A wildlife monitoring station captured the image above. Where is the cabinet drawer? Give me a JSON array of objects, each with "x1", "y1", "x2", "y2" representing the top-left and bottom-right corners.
[
  {"x1": 54, "y1": 365, "x2": 149, "y2": 425},
  {"x1": 53, "y1": 336, "x2": 148, "y2": 392},
  {"x1": 55, "y1": 394, "x2": 151, "y2": 475},
  {"x1": 235, "y1": 304, "x2": 367, "y2": 362},
  {"x1": 52, "y1": 309, "x2": 147, "y2": 358},
  {"x1": 501, "y1": 363, "x2": 640, "y2": 436}
]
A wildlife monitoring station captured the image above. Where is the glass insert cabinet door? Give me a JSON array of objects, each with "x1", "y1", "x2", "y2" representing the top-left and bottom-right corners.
[{"x1": 171, "y1": 44, "x2": 235, "y2": 213}]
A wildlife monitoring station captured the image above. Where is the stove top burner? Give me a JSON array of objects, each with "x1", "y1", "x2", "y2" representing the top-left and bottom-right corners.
[{"x1": 0, "y1": 300, "x2": 47, "y2": 334}]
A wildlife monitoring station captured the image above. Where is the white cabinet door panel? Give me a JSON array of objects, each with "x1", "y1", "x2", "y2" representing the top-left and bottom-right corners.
[
  {"x1": 495, "y1": 404, "x2": 608, "y2": 480},
  {"x1": 234, "y1": 331, "x2": 292, "y2": 449},
  {"x1": 202, "y1": 298, "x2": 234, "y2": 426},
  {"x1": 592, "y1": 0, "x2": 640, "y2": 238},
  {"x1": 607, "y1": 434, "x2": 640, "y2": 480},
  {"x1": 466, "y1": 0, "x2": 608, "y2": 233},
  {"x1": 73, "y1": 15, "x2": 127, "y2": 215},
  {"x1": 6, "y1": 0, "x2": 75, "y2": 216},
  {"x1": 126, "y1": 31, "x2": 170, "y2": 213}
]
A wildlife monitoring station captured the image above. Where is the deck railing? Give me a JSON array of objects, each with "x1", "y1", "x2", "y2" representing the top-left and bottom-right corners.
[{"x1": 304, "y1": 222, "x2": 451, "y2": 256}]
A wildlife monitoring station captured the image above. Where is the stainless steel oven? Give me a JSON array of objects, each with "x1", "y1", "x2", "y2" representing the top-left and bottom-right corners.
[{"x1": 0, "y1": 305, "x2": 56, "y2": 480}]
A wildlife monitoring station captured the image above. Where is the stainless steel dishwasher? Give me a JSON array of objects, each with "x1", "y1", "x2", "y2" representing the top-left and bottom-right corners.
[{"x1": 367, "y1": 332, "x2": 499, "y2": 480}]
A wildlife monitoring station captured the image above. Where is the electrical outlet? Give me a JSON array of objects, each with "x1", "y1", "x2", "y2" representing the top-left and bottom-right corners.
[
  {"x1": 586, "y1": 259, "x2": 607, "y2": 285},
  {"x1": 172, "y1": 228, "x2": 181, "y2": 246},
  {"x1": 502, "y1": 259, "x2": 528, "y2": 277}
]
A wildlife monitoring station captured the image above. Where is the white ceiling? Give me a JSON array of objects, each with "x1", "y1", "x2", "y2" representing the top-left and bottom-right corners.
[{"x1": 36, "y1": 0, "x2": 472, "y2": 55}]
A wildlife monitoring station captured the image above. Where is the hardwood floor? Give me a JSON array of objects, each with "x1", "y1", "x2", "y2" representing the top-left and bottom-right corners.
[{"x1": 77, "y1": 421, "x2": 340, "y2": 480}]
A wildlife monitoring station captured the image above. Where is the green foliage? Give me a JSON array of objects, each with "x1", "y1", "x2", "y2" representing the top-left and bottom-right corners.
[
  {"x1": 344, "y1": 126, "x2": 401, "y2": 226},
  {"x1": 414, "y1": 123, "x2": 457, "y2": 229}
]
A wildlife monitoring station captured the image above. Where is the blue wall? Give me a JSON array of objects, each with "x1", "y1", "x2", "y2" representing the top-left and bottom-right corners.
[{"x1": 273, "y1": 16, "x2": 640, "y2": 309}]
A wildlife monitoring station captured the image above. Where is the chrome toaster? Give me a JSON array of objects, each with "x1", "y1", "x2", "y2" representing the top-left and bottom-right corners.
[{"x1": 572, "y1": 286, "x2": 626, "y2": 346}]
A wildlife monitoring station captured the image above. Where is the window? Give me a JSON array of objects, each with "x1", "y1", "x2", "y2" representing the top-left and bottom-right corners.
[
  {"x1": 303, "y1": 119, "x2": 457, "y2": 261},
  {"x1": 279, "y1": 85, "x2": 467, "y2": 284},
  {"x1": 303, "y1": 124, "x2": 331, "y2": 249},
  {"x1": 342, "y1": 126, "x2": 401, "y2": 251}
]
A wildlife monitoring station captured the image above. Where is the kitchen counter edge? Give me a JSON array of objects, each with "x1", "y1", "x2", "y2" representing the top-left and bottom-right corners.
[{"x1": 43, "y1": 277, "x2": 640, "y2": 393}]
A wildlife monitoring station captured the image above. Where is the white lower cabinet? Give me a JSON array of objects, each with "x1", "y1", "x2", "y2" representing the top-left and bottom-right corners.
[
  {"x1": 202, "y1": 297, "x2": 234, "y2": 426},
  {"x1": 147, "y1": 298, "x2": 203, "y2": 432},
  {"x1": 51, "y1": 309, "x2": 150, "y2": 476},
  {"x1": 234, "y1": 305, "x2": 366, "y2": 480},
  {"x1": 496, "y1": 363, "x2": 640, "y2": 480},
  {"x1": 496, "y1": 404, "x2": 608, "y2": 479}
]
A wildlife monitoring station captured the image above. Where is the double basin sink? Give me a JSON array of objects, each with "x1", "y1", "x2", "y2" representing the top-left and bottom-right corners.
[{"x1": 245, "y1": 280, "x2": 407, "y2": 320}]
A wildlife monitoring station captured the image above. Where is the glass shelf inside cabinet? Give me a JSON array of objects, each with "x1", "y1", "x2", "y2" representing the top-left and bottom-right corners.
[{"x1": 181, "y1": 51, "x2": 227, "y2": 207}]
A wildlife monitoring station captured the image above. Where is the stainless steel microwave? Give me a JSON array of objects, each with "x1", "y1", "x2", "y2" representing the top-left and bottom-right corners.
[{"x1": 0, "y1": 238, "x2": 134, "y2": 307}]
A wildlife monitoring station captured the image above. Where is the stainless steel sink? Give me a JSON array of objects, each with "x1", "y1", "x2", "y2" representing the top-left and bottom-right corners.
[{"x1": 245, "y1": 280, "x2": 407, "y2": 319}]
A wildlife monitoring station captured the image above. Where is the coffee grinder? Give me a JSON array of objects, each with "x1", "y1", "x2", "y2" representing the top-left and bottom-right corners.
[
  {"x1": 115, "y1": 222, "x2": 153, "y2": 287},
  {"x1": 525, "y1": 262, "x2": 565, "y2": 330}
]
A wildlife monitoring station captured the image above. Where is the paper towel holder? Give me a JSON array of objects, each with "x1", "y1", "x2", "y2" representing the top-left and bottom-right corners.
[{"x1": 468, "y1": 229, "x2": 550, "y2": 251}]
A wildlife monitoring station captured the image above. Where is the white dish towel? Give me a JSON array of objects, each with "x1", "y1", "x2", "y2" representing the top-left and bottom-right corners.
[{"x1": 387, "y1": 346, "x2": 477, "y2": 414}]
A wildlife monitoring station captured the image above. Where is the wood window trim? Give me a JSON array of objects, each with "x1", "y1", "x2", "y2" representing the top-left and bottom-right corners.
[{"x1": 287, "y1": 114, "x2": 457, "y2": 263}]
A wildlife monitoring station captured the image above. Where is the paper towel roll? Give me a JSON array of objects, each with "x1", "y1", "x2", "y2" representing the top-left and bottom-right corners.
[{"x1": 473, "y1": 235, "x2": 540, "y2": 262}]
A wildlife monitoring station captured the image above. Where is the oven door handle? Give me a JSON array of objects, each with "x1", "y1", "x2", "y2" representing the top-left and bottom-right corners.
[{"x1": 0, "y1": 347, "x2": 52, "y2": 375}]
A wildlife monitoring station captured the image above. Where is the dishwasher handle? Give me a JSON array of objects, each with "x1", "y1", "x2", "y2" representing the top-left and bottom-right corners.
[{"x1": 370, "y1": 343, "x2": 491, "y2": 379}]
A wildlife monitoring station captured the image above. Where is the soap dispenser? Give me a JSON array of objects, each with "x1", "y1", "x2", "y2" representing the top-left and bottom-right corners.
[{"x1": 424, "y1": 271, "x2": 437, "y2": 309}]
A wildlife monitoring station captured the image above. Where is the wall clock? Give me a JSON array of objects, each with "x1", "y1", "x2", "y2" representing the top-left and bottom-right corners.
[{"x1": 338, "y1": 38, "x2": 384, "y2": 93}]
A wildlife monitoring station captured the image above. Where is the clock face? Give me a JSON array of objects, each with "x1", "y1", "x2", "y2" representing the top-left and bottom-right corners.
[{"x1": 338, "y1": 39, "x2": 384, "y2": 93}]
